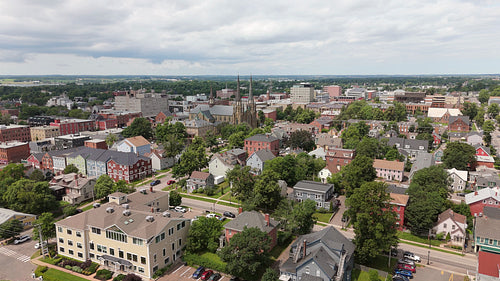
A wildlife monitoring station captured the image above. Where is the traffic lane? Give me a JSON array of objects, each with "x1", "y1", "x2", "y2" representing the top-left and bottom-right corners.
[{"x1": 181, "y1": 197, "x2": 238, "y2": 215}]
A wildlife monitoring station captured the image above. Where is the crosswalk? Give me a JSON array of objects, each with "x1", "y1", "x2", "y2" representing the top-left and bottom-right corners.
[{"x1": 0, "y1": 246, "x2": 31, "y2": 262}]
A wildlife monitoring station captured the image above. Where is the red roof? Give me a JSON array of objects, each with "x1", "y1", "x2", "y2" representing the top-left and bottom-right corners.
[{"x1": 478, "y1": 250, "x2": 500, "y2": 278}]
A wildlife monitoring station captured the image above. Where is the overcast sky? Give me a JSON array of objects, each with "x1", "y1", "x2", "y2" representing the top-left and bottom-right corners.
[{"x1": 0, "y1": 0, "x2": 498, "y2": 75}]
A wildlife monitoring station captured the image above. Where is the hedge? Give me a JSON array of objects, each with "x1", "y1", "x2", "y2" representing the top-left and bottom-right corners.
[
  {"x1": 95, "y1": 269, "x2": 114, "y2": 280},
  {"x1": 35, "y1": 266, "x2": 48, "y2": 276},
  {"x1": 183, "y1": 252, "x2": 227, "y2": 273}
]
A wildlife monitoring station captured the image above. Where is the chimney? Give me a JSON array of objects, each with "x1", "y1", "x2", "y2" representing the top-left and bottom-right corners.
[
  {"x1": 475, "y1": 191, "x2": 478, "y2": 196},
  {"x1": 151, "y1": 207, "x2": 154, "y2": 213},
  {"x1": 303, "y1": 239, "x2": 307, "y2": 258},
  {"x1": 150, "y1": 186, "x2": 153, "y2": 193},
  {"x1": 265, "y1": 213, "x2": 270, "y2": 227},
  {"x1": 238, "y1": 207, "x2": 243, "y2": 215},
  {"x1": 74, "y1": 174, "x2": 78, "y2": 180}
]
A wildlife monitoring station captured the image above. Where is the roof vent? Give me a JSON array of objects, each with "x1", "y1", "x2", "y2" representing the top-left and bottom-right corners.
[
  {"x1": 106, "y1": 207, "x2": 114, "y2": 213},
  {"x1": 479, "y1": 213, "x2": 483, "y2": 217},
  {"x1": 145, "y1": 215, "x2": 155, "y2": 222},
  {"x1": 93, "y1": 203, "x2": 101, "y2": 208},
  {"x1": 140, "y1": 189, "x2": 147, "y2": 194},
  {"x1": 122, "y1": 210, "x2": 131, "y2": 216},
  {"x1": 162, "y1": 211, "x2": 171, "y2": 217},
  {"x1": 122, "y1": 204, "x2": 129, "y2": 209}
]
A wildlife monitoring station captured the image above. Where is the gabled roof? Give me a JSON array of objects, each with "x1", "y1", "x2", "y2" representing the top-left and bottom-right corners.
[
  {"x1": 465, "y1": 187, "x2": 500, "y2": 205},
  {"x1": 224, "y1": 211, "x2": 277, "y2": 233},
  {"x1": 190, "y1": 171, "x2": 211, "y2": 181},
  {"x1": 290, "y1": 226, "x2": 356, "y2": 260},
  {"x1": 475, "y1": 206, "x2": 500, "y2": 242},
  {"x1": 390, "y1": 193, "x2": 409, "y2": 206},
  {"x1": 447, "y1": 168, "x2": 468, "y2": 182},
  {"x1": 449, "y1": 115, "x2": 470, "y2": 125},
  {"x1": 436, "y1": 208, "x2": 466, "y2": 226},
  {"x1": 0, "y1": 207, "x2": 36, "y2": 225},
  {"x1": 249, "y1": 149, "x2": 275, "y2": 162},
  {"x1": 373, "y1": 159, "x2": 404, "y2": 172},
  {"x1": 427, "y1": 108, "x2": 462, "y2": 118},
  {"x1": 125, "y1": 136, "x2": 150, "y2": 147},
  {"x1": 245, "y1": 134, "x2": 279, "y2": 143},
  {"x1": 294, "y1": 180, "x2": 334, "y2": 194}
]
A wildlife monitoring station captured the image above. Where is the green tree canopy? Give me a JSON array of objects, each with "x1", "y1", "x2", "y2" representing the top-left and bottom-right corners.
[
  {"x1": 341, "y1": 155, "x2": 376, "y2": 196},
  {"x1": 262, "y1": 268, "x2": 279, "y2": 281},
  {"x1": 226, "y1": 165, "x2": 255, "y2": 201},
  {"x1": 172, "y1": 137, "x2": 208, "y2": 177},
  {"x1": 2, "y1": 179, "x2": 58, "y2": 215},
  {"x1": 186, "y1": 216, "x2": 223, "y2": 253},
  {"x1": 253, "y1": 170, "x2": 283, "y2": 211},
  {"x1": 0, "y1": 163, "x2": 26, "y2": 181},
  {"x1": 273, "y1": 199, "x2": 317, "y2": 235},
  {"x1": 341, "y1": 121, "x2": 370, "y2": 149},
  {"x1": 94, "y1": 174, "x2": 115, "y2": 199},
  {"x1": 462, "y1": 102, "x2": 479, "y2": 120},
  {"x1": 122, "y1": 117, "x2": 153, "y2": 139},
  {"x1": 0, "y1": 219, "x2": 23, "y2": 239},
  {"x1": 169, "y1": 190, "x2": 182, "y2": 206},
  {"x1": 105, "y1": 133, "x2": 118, "y2": 148},
  {"x1": 287, "y1": 130, "x2": 315, "y2": 152},
  {"x1": 32, "y1": 212, "x2": 56, "y2": 245},
  {"x1": 63, "y1": 164, "x2": 79, "y2": 174},
  {"x1": 29, "y1": 169, "x2": 46, "y2": 181},
  {"x1": 443, "y1": 142, "x2": 476, "y2": 170}
]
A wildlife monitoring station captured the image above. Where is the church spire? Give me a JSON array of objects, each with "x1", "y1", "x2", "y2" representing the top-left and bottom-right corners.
[
  {"x1": 236, "y1": 75, "x2": 241, "y2": 102},
  {"x1": 209, "y1": 86, "x2": 214, "y2": 107},
  {"x1": 249, "y1": 75, "x2": 254, "y2": 103}
]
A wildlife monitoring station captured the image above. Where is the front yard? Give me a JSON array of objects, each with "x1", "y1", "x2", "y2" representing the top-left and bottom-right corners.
[{"x1": 313, "y1": 212, "x2": 333, "y2": 223}]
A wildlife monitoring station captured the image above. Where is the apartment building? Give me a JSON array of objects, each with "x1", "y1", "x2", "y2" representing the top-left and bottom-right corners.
[
  {"x1": 30, "y1": 126, "x2": 60, "y2": 141},
  {"x1": 244, "y1": 134, "x2": 280, "y2": 156},
  {"x1": 0, "y1": 141, "x2": 30, "y2": 164},
  {"x1": 55, "y1": 190, "x2": 190, "y2": 279},
  {"x1": 290, "y1": 83, "x2": 314, "y2": 103},
  {"x1": 114, "y1": 90, "x2": 169, "y2": 117},
  {"x1": 0, "y1": 124, "x2": 31, "y2": 142},
  {"x1": 50, "y1": 118, "x2": 95, "y2": 135}
]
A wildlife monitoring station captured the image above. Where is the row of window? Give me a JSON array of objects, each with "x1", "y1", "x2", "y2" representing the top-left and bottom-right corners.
[
  {"x1": 59, "y1": 247, "x2": 83, "y2": 258},
  {"x1": 478, "y1": 237, "x2": 499, "y2": 246},
  {"x1": 57, "y1": 226, "x2": 82, "y2": 237}
]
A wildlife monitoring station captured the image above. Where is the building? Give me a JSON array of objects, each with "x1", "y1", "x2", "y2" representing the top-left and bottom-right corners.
[
  {"x1": 448, "y1": 116, "x2": 470, "y2": 132},
  {"x1": 427, "y1": 108, "x2": 462, "y2": 123},
  {"x1": 55, "y1": 190, "x2": 190, "y2": 279},
  {"x1": 488, "y1": 96, "x2": 500, "y2": 106},
  {"x1": 393, "y1": 91, "x2": 426, "y2": 103},
  {"x1": 387, "y1": 186, "x2": 409, "y2": 230},
  {"x1": 467, "y1": 132, "x2": 483, "y2": 147},
  {"x1": 30, "y1": 126, "x2": 60, "y2": 142},
  {"x1": 144, "y1": 150, "x2": 175, "y2": 172},
  {"x1": 54, "y1": 134, "x2": 91, "y2": 150},
  {"x1": 409, "y1": 152, "x2": 435, "y2": 180},
  {"x1": 224, "y1": 210, "x2": 278, "y2": 249},
  {"x1": 154, "y1": 111, "x2": 172, "y2": 124},
  {"x1": 474, "y1": 206, "x2": 500, "y2": 254},
  {"x1": 476, "y1": 144, "x2": 495, "y2": 169},
  {"x1": 477, "y1": 250, "x2": 500, "y2": 281},
  {"x1": 0, "y1": 141, "x2": 30, "y2": 164},
  {"x1": 116, "y1": 136, "x2": 151, "y2": 156},
  {"x1": 0, "y1": 207, "x2": 36, "y2": 230},
  {"x1": 246, "y1": 149, "x2": 275, "y2": 175},
  {"x1": 465, "y1": 187, "x2": 500, "y2": 217},
  {"x1": 50, "y1": 173, "x2": 96, "y2": 204},
  {"x1": 184, "y1": 119, "x2": 215, "y2": 138},
  {"x1": 293, "y1": 180, "x2": 335, "y2": 209},
  {"x1": 186, "y1": 171, "x2": 214, "y2": 193},
  {"x1": 325, "y1": 148, "x2": 355, "y2": 174},
  {"x1": 107, "y1": 152, "x2": 152, "y2": 183},
  {"x1": 84, "y1": 139, "x2": 108, "y2": 150},
  {"x1": 114, "y1": 90, "x2": 169, "y2": 118},
  {"x1": 323, "y1": 85, "x2": 342, "y2": 98},
  {"x1": 0, "y1": 124, "x2": 30, "y2": 142},
  {"x1": 373, "y1": 159, "x2": 404, "y2": 182},
  {"x1": 291, "y1": 83, "x2": 314, "y2": 103},
  {"x1": 280, "y1": 226, "x2": 355, "y2": 281},
  {"x1": 447, "y1": 168, "x2": 468, "y2": 192},
  {"x1": 310, "y1": 117, "x2": 334, "y2": 133},
  {"x1": 385, "y1": 137, "x2": 428, "y2": 160},
  {"x1": 50, "y1": 118, "x2": 95, "y2": 136},
  {"x1": 433, "y1": 209, "x2": 467, "y2": 248},
  {"x1": 208, "y1": 149, "x2": 247, "y2": 178},
  {"x1": 244, "y1": 134, "x2": 280, "y2": 157}
]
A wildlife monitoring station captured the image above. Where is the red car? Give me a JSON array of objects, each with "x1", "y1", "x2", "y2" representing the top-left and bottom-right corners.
[
  {"x1": 397, "y1": 262, "x2": 416, "y2": 273},
  {"x1": 167, "y1": 180, "x2": 175, "y2": 185},
  {"x1": 201, "y1": 270, "x2": 214, "y2": 280}
]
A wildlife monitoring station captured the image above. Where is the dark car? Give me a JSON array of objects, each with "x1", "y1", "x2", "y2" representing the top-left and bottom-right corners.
[
  {"x1": 192, "y1": 266, "x2": 205, "y2": 279},
  {"x1": 394, "y1": 269, "x2": 413, "y2": 279},
  {"x1": 207, "y1": 273, "x2": 221, "y2": 281},
  {"x1": 201, "y1": 270, "x2": 213, "y2": 280},
  {"x1": 393, "y1": 275, "x2": 409, "y2": 281},
  {"x1": 223, "y1": 211, "x2": 236, "y2": 218},
  {"x1": 229, "y1": 277, "x2": 240, "y2": 281},
  {"x1": 150, "y1": 179, "x2": 161, "y2": 186}
]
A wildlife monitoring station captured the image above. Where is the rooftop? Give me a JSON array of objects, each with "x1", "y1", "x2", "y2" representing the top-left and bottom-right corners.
[
  {"x1": 373, "y1": 159, "x2": 404, "y2": 171},
  {"x1": 294, "y1": 180, "x2": 334, "y2": 193}
]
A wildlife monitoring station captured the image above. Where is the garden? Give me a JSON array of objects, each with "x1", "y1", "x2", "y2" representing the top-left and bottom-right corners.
[{"x1": 41, "y1": 256, "x2": 99, "y2": 276}]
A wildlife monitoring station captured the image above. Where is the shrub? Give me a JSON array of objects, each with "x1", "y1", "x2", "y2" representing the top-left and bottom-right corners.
[
  {"x1": 123, "y1": 273, "x2": 143, "y2": 281},
  {"x1": 152, "y1": 265, "x2": 171, "y2": 279},
  {"x1": 369, "y1": 269, "x2": 379, "y2": 281},
  {"x1": 80, "y1": 259, "x2": 92, "y2": 269},
  {"x1": 96, "y1": 269, "x2": 114, "y2": 280},
  {"x1": 277, "y1": 231, "x2": 292, "y2": 246},
  {"x1": 35, "y1": 266, "x2": 48, "y2": 276},
  {"x1": 183, "y1": 252, "x2": 227, "y2": 273},
  {"x1": 113, "y1": 274, "x2": 126, "y2": 281},
  {"x1": 317, "y1": 207, "x2": 328, "y2": 213},
  {"x1": 65, "y1": 265, "x2": 72, "y2": 270},
  {"x1": 87, "y1": 262, "x2": 99, "y2": 274}
]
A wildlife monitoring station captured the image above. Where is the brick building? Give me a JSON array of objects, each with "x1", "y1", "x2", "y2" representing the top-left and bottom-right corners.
[
  {"x1": 0, "y1": 141, "x2": 30, "y2": 164},
  {"x1": 448, "y1": 116, "x2": 470, "y2": 132},
  {"x1": 107, "y1": 153, "x2": 152, "y2": 183},
  {"x1": 0, "y1": 125, "x2": 31, "y2": 142},
  {"x1": 373, "y1": 159, "x2": 405, "y2": 182},
  {"x1": 325, "y1": 148, "x2": 356, "y2": 174},
  {"x1": 50, "y1": 118, "x2": 95, "y2": 135},
  {"x1": 244, "y1": 134, "x2": 280, "y2": 156},
  {"x1": 84, "y1": 139, "x2": 108, "y2": 150}
]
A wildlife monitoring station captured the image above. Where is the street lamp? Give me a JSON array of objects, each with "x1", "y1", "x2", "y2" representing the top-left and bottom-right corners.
[{"x1": 427, "y1": 250, "x2": 430, "y2": 265}]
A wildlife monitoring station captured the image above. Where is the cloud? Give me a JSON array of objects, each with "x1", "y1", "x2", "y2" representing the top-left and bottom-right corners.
[{"x1": 0, "y1": 0, "x2": 498, "y2": 74}]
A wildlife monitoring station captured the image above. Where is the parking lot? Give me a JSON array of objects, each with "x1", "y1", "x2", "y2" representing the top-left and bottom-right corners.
[
  {"x1": 159, "y1": 263, "x2": 230, "y2": 281},
  {"x1": 410, "y1": 265, "x2": 465, "y2": 281},
  {"x1": 0, "y1": 230, "x2": 38, "y2": 280}
]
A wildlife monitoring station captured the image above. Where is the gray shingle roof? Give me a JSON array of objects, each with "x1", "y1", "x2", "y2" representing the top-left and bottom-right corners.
[
  {"x1": 385, "y1": 137, "x2": 428, "y2": 151},
  {"x1": 191, "y1": 104, "x2": 233, "y2": 116},
  {"x1": 449, "y1": 115, "x2": 470, "y2": 125},
  {"x1": 224, "y1": 211, "x2": 277, "y2": 233},
  {"x1": 294, "y1": 180, "x2": 334, "y2": 193},
  {"x1": 475, "y1": 206, "x2": 500, "y2": 241},
  {"x1": 245, "y1": 134, "x2": 279, "y2": 142},
  {"x1": 250, "y1": 149, "x2": 275, "y2": 162}
]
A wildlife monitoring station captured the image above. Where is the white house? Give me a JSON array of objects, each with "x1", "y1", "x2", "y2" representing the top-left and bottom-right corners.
[
  {"x1": 432, "y1": 208, "x2": 467, "y2": 248},
  {"x1": 447, "y1": 168, "x2": 468, "y2": 192},
  {"x1": 246, "y1": 149, "x2": 275, "y2": 175},
  {"x1": 145, "y1": 149, "x2": 175, "y2": 171},
  {"x1": 318, "y1": 167, "x2": 332, "y2": 183},
  {"x1": 116, "y1": 136, "x2": 151, "y2": 156},
  {"x1": 208, "y1": 149, "x2": 246, "y2": 178}
]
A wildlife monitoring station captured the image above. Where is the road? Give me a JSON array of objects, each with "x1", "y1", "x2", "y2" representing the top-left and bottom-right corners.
[{"x1": 0, "y1": 230, "x2": 38, "y2": 281}]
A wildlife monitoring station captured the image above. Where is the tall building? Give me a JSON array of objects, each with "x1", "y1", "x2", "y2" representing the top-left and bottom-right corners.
[
  {"x1": 291, "y1": 83, "x2": 314, "y2": 103},
  {"x1": 323, "y1": 85, "x2": 342, "y2": 98},
  {"x1": 0, "y1": 124, "x2": 31, "y2": 142},
  {"x1": 114, "y1": 90, "x2": 169, "y2": 117}
]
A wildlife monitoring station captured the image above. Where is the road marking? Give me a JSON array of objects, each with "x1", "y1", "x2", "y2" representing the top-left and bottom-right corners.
[
  {"x1": 219, "y1": 277, "x2": 224, "y2": 281},
  {"x1": 172, "y1": 265, "x2": 184, "y2": 274},
  {"x1": 180, "y1": 267, "x2": 190, "y2": 277},
  {"x1": 0, "y1": 247, "x2": 30, "y2": 262}
]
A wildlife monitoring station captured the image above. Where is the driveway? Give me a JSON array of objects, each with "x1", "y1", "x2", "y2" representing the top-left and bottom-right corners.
[
  {"x1": 329, "y1": 195, "x2": 346, "y2": 227},
  {"x1": 0, "y1": 230, "x2": 38, "y2": 280}
]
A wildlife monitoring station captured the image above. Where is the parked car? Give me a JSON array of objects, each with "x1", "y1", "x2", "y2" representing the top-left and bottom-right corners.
[
  {"x1": 396, "y1": 262, "x2": 416, "y2": 273},
  {"x1": 229, "y1": 277, "x2": 240, "y2": 281},
  {"x1": 14, "y1": 235, "x2": 31, "y2": 245},
  {"x1": 167, "y1": 180, "x2": 176, "y2": 185},
  {"x1": 150, "y1": 179, "x2": 161, "y2": 186},
  {"x1": 201, "y1": 270, "x2": 214, "y2": 280},
  {"x1": 394, "y1": 269, "x2": 413, "y2": 279},
  {"x1": 192, "y1": 266, "x2": 205, "y2": 279},
  {"x1": 403, "y1": 251, "x2": 421, "y2": 262},
  {"x1": 207, "y1": 273, "x2": 221, "y2": 281},
  {"x1": 393, "y1": 275, "x2": 409, "y2": 281},
  {"x1": 34, "y1": 241, "x2": 47, "y2": 249},
  {"x1": 223, "y1": 211, "x2": 236, "y2": 218},
  {"x1": 174, "y1": 206, "x2": 186, "y2": 213},
  {"x1": 206, "y1": 213, "x2": 218, "y2": 219},
  {"x1": 398, "y1": 259, "x2": 415, "y2": 266}
]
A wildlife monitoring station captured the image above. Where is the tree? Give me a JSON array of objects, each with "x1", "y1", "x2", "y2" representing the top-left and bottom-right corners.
[
  {"x1": 226, "y1": 165, "x2": 255, "y2": 201},
  {"x1": 262, "y1": 268, "x2": 279, "y2": 281},
  {"x1": 63, "y1": 205, "x2": 78, "y2": 217},
  {"x1": 156, "y1": 121, "x2": 187, "y2": 157},
  {"x1": 94, "y1": 175, "x2": 115, "y2": 199},
  {"x1": 219, "y1": 227, "x2": 271, "y2": 277},
  {"x1": 115, "y1": 180, "x2": 133, "y2": 194},
  {"x1": 253, "y1": 170, "x2": 283, "y2": 211},
  {"x1": 32, "y1": 212, "x2": 56, "y2": 246},
  {"x1": 341, "y1": 155, "x2": 376, "y2": 196},
  {"x1": 29, "y1": 169, "x2": 45, "y2": 181},
  {"x1": 475, "y1": 107, "x2": 485, "y2": 128},
  {"x1": 2, "y1": 179, "x2": 58, "y2": 215},
  {"x1": 121, "y1": 117, "x2": 153, "y2": 139},
  {"x1": 462, "y1": 102, "x2": 479, "y2": 120},
  {"x1": 483, "y1": 120, "x2": 496, "y2": 134},
  {"x1": 274, "y1": 199, "x2": 317, "y2": 235},
  {"x1": 478, "y1": 89, "x2": 490, "y2": 104},
  {"x1": 347, "y1": 182, "x2": 398, "y2": 264},
  {"x1": 169, "y1": 190, "x2": 182, "y2": 206},
  {"x1": 172, "y1": 137, "x2": 208, "y2": 177},
  {"x1": 186, "y1": 216, "x2": 223, "y2": 253},
  {"x1": 0, "y1": 219, "x2": 23, "y2": 239},
  {"x1": 228, "y1": 131, "x2": 247, "y2": 148},
  {"x1": 443, "y1": 142, "x2": 476, "y2": 170},
  {"x1": 0, "y1": 163, "x2": 26, "y2": 181},
  {"x1": 488, "y1": 103, "x2": 500, "y2": 119},
  {"x1": 105, "y1": 133, "x2": 118, "y2": 148},
  {"x1": 406, "y1": 166, "x2": 450, "y2": 234},
  {"x1": 341, "y1": 121, "x2": 369, "y2": 149},
  {"x1": 63, "y1": 164, "x2": 79, "y2": 174},
  {"x1": 258, "y1": 110, "x2": 265, "y2": 125},
  {"x1": 287, "y1": 130, "x2": 315, "y2": 152}
]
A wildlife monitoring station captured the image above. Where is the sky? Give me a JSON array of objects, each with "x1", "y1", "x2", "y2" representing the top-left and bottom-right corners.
[{"x1": 0, "y1": 0, "x2": 499, "y2": 76}]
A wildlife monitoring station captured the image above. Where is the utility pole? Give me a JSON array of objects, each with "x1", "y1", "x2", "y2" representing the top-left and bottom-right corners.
[{"x1": 35, "y1": 224, "x2": 47, "y2": 258}]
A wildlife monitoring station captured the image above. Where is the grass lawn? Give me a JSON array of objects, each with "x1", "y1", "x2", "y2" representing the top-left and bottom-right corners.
[
  {"x1": 218, "y1": 201, "x2": 241, "y2": 208},
  {"x1": 352, "y1": 268, "x2": 388, "y2": 281},
  {"x1": 41, "y1": 267, "x2": 88, "y2": 281},
  {"x1": 313, "y1": 212, "x2": 333, "y2": 223},
  {"x1": 399, "y1": 240, "x2": 464, "y2": 256},
  {"x1": 397, "y1": 231, "x2": 443, "y2": 247},
  {"x1": 357, "y1": 255, "x2": 397, "y2": 273},
  {"x1": 181, "y1": 194, "x2": 217, "y2": 203},
  {"x1": 82, "y1": 204, "x2": 94, "y2": 211},
  {"x1": 220, "y1": 192, "x2": 240, "y2": 203}
]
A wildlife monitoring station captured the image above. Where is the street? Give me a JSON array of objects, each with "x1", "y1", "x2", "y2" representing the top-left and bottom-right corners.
[{"x1": 0, "y1": 230, "x2": 38, "y2": 281}]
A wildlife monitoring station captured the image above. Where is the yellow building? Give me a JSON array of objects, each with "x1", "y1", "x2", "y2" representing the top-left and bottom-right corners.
[
  {"x1": 55, "y1": 190, "x2": 190, "y2": 279},
  {"x1": 30, "y1": 126, "x2": 60, "y2": 141},
  {"x1": 0, "y1": 208, "x2": 37, "y2": 230}
]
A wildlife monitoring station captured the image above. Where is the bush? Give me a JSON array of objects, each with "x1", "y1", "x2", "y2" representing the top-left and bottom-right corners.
[
  {"x1": 113, "y1": 274, "x2": 126, "y2": 281},
  {"x1": 65, "y1": 265, "x2": 72, "y2": 270},
  {"x1": 317, "y1": 207, "x2": 328, "y2": 213},
  {"x1": 369, "y1": 269, "x2": 379, "y2": 281},
  {"x1": 35, "y1": 266, "x2": 48, "y2": 276},
  {"x1": 123, "y1": 273, "x2": 143, "y2": 281},
  {"x1": 95, "y1": 269, "x2": 114, "y2": 280},
  {"x1": 183, "y1": 252, "x2": 227, "y2": 273},
  {"x1": 152, "y1": 265, "x2": 170, "y2": 279},
  {"x1": 87, "y1": 262, "x2": 99, "y2": 274},
  {"x1": 277, "y1": 231, "x2": 293, "y2": 246},
  {"x1": 80, "y1": 259, "x2": 92, "y2": 269}
]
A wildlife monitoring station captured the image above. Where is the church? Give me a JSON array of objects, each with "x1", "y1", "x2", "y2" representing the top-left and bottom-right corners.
[{"x1": 189, "y1": 76, "x2": 258, "y2": 129}]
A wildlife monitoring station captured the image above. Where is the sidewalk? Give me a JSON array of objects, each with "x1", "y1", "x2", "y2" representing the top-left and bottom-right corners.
[{"x1": 31, "y1": 255, "x2": 98, "y2": 280}]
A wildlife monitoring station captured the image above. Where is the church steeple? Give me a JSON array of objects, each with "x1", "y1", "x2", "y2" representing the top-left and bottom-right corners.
[
  {"x1": 236, "y1": 75, "x2": 241, "y2": 102},
  {"x1": 209, "y1": 87, "x2": 214, "y2": 107},
  {"x1": 248, "y1": 75, "x2": 254, "y2": 103}
]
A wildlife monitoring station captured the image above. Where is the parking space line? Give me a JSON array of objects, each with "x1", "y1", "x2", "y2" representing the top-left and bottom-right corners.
[
  {"x1": 172, "y1": 265, "x2": 184, "y2": 274},
  {"x1": 180, "y1": 267, "x2": 191, "y2": 277}
]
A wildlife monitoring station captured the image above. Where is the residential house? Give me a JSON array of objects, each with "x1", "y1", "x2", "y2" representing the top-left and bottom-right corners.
[
  {"x1": 208, "y1": 149, "x2": 246, "y2": 178},
  {"x1": 50, "y1": 173, "x2": 96, "y2": 204},
  {"x1": 67, "y1": 147, "x2": 94, "y2": 175},
  {"x1": 386, "y1": 185, "x2": 409, "y2": 230},
  {"x1": 279, "y1": 226, "x2": 355, "y2": 281},
  {"x1": 244, "y1": 134, "x2": 280, "y2": 156},
  {"x1": 325, "y1": 148, "x2": 356, "y2": 174},
  {"x1": 373, "y1": 159, "x2": 404, "y2": 182},
  {"x1": 449, "y1": 132, "x2": 467, "y2": 143},
  {"x1": 470, "y1": 168, "x2": 500, "y2": 190},
  {"x1": 117, "y1": 136, "x2": 151, "y2": 156},
  {"x1": 144, "y1": 149, "x2": 175, "y2": 172},
  {"x1": 474, "y1": 206, "x2": 500, "y2": 254},
  {"x1": 246, "y1": 149, "x2": 275, "y2": 175},
  {"x1": 293, "y1": 180, "x2": 335, "y2": 209},
  {"x1": 155, "y1": 111, "x2": 172, "y2": 124},
  {"x1": 274, "y1": 122, "x2": 318, "y2": 136},
  {"x1": 477, "y1": 251, "x2": 500, "y2": 281},
  {"x1": 224, "y1": 209, "x2": 278, "y2": 249},
  {"x1": 467, "y1": 132, "x2": 483, "y2": 147},
  {"x1": 184, "y1": 119, "x2": 215, "y2": 138},
  {"x1": 86, "y1": 149, "x2": 111, "y2": 179},
  {"x1": 310, "y1": 117, "x2": 334, "y2": 133},
  {"x1": 447, "y1": 168, "x2": 468, "y2": 192},
  {"x1": 55, "y1": 190, "x2": 190, "y2": 279},
  {"x1": 308, "y1": 147, "x2": 326, "y2": 161},
  {"x1": 0, "y1": 208, "x2": 36, "y2": 230},
  {"x1": 448, "y1": 116, "x2": 470, "y2": 132},
  {"x1": 433, "y1": 209, "x2": 467, "y2": 248},
  {"x1": 465, "y1": 187, "x2": 500, "y2": 217},
  {"x1": 107, "y1": 152, "x2": 152, "y2": 183},
  {"x1": 186, "y1": 171, "x2": 214, "y2": 193},
  {"x1": 475, "y1": 144, "x2": 495, "y2": 169},
  {"x1": 432, "y1": 132, "x2": 442, "y2": 146},
  {"x1": 385, "y1": 137, "x2": 428, "y2": 159},
  {"x1": 315, "y1": 133, "x2": 342, "y2": 150},
  {"x1": 409, "y1": 152, "x2": 435, "y2": 180},
  {"x1": 26, "y1": 153, "x2": 44, "y2": 169},
  {"x1": 318, "y1": 167, "x2": 332, "y2": 184}
]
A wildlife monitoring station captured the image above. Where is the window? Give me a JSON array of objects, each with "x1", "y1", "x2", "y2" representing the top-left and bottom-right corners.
[
  {"x1": 110, "y1": 248, "x2": 115, "y2": 256},
  {"x1": 443, "y1": 223, "x2": 447, "y2": 229},
  {"x1": 155, "y1": 236, "x2": 161, "y2": 243},
  {"x1": 179, "y1": 239, "x2": 182, "y2": 246},
  {"x1": 91, "y1": 227, "x2": 101, "y2": 235},
  {"x1": 127, "y1": 253, "x2": 132, "y2": 261},
  {"x1": 59, "y1": 238, "x2": 64, "y2": 243},
  {"x1": 59, "y1": 247, "x2": 65, "y2": 253},
  {"x1": 154, "y1": 254, "x2": 157, "y2": 263},
  {"x1": 67, "y1": 229, "x2": 72, "y2": 235},
  {"x1": 133, "y1": 238, "x2": 143, "y2": 245},
  {"x1": 480, "y1": 237, "x2": 485, "y2": 243},
  {"x1": 489, "y1": 239, "x2": 494, "y2": 245},
  {"x1": 58, "y1": 226, "x2": 62, "y2": 233},
  {"x1": 133, "y1": 254, "x2": 138, "y2": 262},
  {"x1": 172, "y1": 243, "x2": 175, "y2": 251},
  {"x1": 97, "y1": 245, "x2": 102, "y2": 252},
  {"x1": 153, "y1": 266, "x2": 158, "y2": 273},
  {"x1": 68, "y1": 240, "x2": 73, "y2": 246},
  {"x1": 163, "y1": 248, "x2": 166, "y2": 256},
  {"x1": 138, "y1": 267, "x2": 145, "y2": 273},
  {"x1": 452, "y1": 225, "x2": 455, "y2": 230},
  {"x1": 161, "y1": 232, "x2": 165, "y2": 240},
  {"x1": 164, "y1": 257, "x2": 170, "y2": 265},
  {"x1": 78, "y1": 252, "x2": 83, "y2": 258},
  {"x1": 141, "y1": 257, "x2": 146, "y2": 264},
  {"x1": 119, "y1": 251, "x2": 124, "y2": 258},
  {"x1": 168, "y1": 228, "x2": 174, "y2": 235},
  {"x1": 76, "y1": 232, "x2": 81, "y2": 238},
  {"x1": 106, "y1": 230, "x2": 127, "y2": 243},
  {"x1": 90, "y1": 243, "x2": 94, "y2": 250},
  {"x1": 90, "y1": 253, "x2": 95, "y2": 259},
  {"x1": 77, "y1": 243, "x2": 82, "y2": 249}
]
